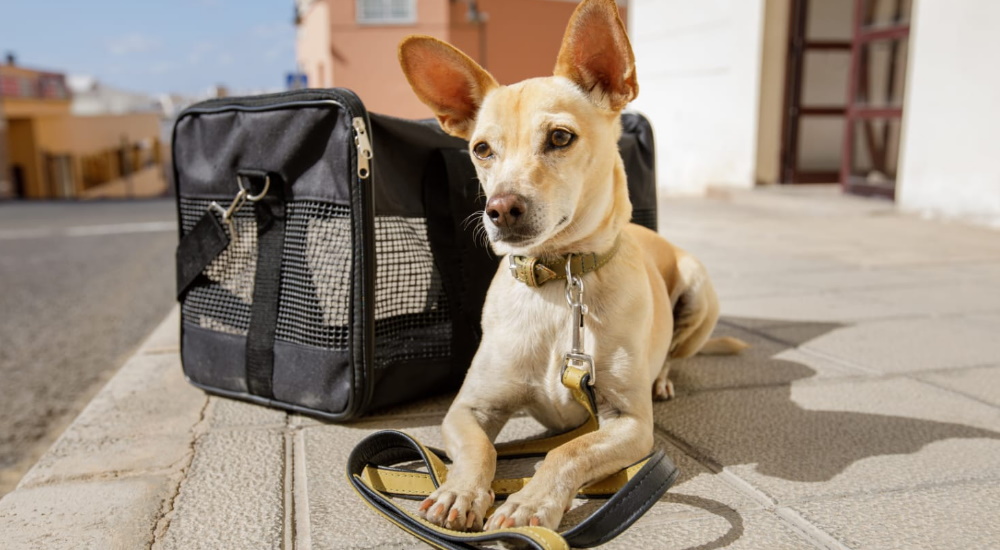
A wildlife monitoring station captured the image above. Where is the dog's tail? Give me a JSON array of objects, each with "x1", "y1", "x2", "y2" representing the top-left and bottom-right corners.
[{"x1": 698, "y1": 337, "x2": 749, "y2": 356}]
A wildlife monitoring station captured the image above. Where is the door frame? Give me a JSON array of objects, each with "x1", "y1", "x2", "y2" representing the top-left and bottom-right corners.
[
  {"x1": 840, "y1": 0, "x2": 910, "y2": 199},
  {"x1": 780, "y1": 0, "x2": 852, "y2": 184}
]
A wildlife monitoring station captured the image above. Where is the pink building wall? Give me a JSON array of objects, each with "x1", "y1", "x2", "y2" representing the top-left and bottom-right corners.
[{"x1": 296, "y1": 0, "x2": 625, "y2": 119}]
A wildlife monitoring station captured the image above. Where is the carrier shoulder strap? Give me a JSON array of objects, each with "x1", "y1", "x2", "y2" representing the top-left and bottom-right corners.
[{"x1": 244, "y1": 173, "x2": 286, "y2": 399}]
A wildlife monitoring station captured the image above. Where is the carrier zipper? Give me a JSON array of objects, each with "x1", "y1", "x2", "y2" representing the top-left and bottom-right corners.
[{"x1": 352, "y1": 117, "x2": 373, "y2": 180}]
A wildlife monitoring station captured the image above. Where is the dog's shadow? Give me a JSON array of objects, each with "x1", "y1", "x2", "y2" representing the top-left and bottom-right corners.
[
  {"x1": 665, "y1": 316, "x2": 1000, "y2": 482},
  {"x1": 617, "y1": 315, "x2": 1000, "y2": 549}
]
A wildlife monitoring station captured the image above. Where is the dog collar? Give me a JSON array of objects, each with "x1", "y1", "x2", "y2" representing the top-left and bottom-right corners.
[{"x1": 508, "y1": 236, "x2": 622, "y2": 287}]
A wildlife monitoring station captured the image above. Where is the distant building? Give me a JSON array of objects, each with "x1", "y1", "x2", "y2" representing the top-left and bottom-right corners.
[
  {"x1": 67, "y1": 75, "x2": 161, "y2": 116},
  {"x1": 0, "y1": 59, "x2": 165, "y2": 199},
  {"x1": 294, "y1": 0, "x2": 627, "y2": 118}
]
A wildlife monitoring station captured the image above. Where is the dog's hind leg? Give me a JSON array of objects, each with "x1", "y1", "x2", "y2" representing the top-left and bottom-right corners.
[
  {"x1": 652, "y1": 290, "x2": 713, "y2": 400},
  {"x1": 653, "y1": 255, "x2": 745, "y2": 400}
]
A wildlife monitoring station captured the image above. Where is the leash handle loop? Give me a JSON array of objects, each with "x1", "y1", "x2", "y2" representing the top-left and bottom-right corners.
[
  {"x1": 346, "y1": 370, "x2": 680, "y2": 548},
  {"x1": 347, "y1": 430, "x2": 678, "y2": 549}
]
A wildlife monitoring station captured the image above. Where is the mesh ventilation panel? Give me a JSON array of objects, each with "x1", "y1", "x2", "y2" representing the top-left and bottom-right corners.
[
  {"x1": 180, "y1": 199, "x2": 452, "y2": 367},
  {"x1": 372, "y1": 216, "x2": 451, "y2": 370},
  {"x1": 179, "y1": 198, "x2": 352, "y2": 350}
]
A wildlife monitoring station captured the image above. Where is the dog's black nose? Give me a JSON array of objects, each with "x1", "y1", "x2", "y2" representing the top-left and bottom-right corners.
[{"x1": 486, "y1": 193, "x2": 527, "y2": 229}]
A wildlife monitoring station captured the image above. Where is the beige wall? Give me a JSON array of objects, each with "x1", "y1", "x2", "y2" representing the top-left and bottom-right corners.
[
  {"x1": 755, "y1": 0, "x2": 790, "y2": 185},
  {"x1": 2, "y1": 98, "x2": 72, "y2": 118},
  {"x1": 2, "y1": 64, "x2": 161, "y2": 199},
  {"x1": 34, "y1": 113, "x2": 159, "y2": 156},
  {"x1": 5, "y1": 112, "x2": 161, "y2": 198}
]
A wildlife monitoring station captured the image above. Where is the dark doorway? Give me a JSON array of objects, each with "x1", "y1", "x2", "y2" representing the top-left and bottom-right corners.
[
  {"x1": 11, "y1": 165, "x2": 25, "y2": 199},
  {"x1": 781, "y1": 0, "x2": 853, "y2": 184}
]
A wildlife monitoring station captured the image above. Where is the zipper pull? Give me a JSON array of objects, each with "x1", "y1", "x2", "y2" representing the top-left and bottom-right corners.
[{"x1": 352, "y1": 117, "x2": 373, "y2": 180}]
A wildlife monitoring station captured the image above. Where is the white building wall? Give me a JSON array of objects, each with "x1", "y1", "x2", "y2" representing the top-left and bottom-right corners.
[
  {"x1": 628, "y1": 0, "x2": 766, "y2": 194},
  {"x1": 897, "y1": 1, "x2": 1000, "y2": 227}
]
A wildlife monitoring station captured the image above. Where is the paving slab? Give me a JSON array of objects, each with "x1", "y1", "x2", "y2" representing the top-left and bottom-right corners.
[
  {"x1": 139, "y1": 306, "x2": 181, "y2": 353},
  {"x1": 668, "y1": 322, "x2": 865, "y2": 397},
  {"x1": 301, "y1": 418, "x2": 449, "y2": 550},
  {"x1": 0, "y1": 476, "x2": 174, "y2": 549},
  {"x1": 919, "y1": 364, "x2": 1000, "y2": 407},
  {"x1": 654, "y1": 377, "x2": 1000, "y2": 504},
  {"x1": 846, "y1": 282, "x2": 1000, "y2": 319},
  {"x1": 207, "y1": 396, "x2": 287, "y2": 430},
  {"x1": 156, "y1": 428, "x2": 286, "y2": 550},
  {"x1": 705, "y1": 272, "x2": 809, "y2": 301},
  {"x1": 719, "y1": 291, "x2": 910, "y2": 323},
  {"x1": 598, "y1": 509, "x2": 818, "y2": 550},
  {"x1": 792, "y1": 481, "x2": 1000, "y2": 550},
  {"x1": 17, "y1": 353, "x2": 205, "y2": 489},
  {"x1": 782, "y1": 315, "x2": 1000, "y2": 374}
]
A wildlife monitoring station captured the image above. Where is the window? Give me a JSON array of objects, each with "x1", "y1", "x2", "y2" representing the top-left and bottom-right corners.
[{"x1": 356, "y1": 0, "x2": 416, "y2": 24}]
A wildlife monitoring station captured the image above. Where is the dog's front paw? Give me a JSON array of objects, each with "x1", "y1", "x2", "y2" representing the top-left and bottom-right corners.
[
  {"x1": 419, "y1": 484, "x2": 495, "y2": 531},
  {"x1": 485, "y1": 493, "x2": 564, "y2": 531}
]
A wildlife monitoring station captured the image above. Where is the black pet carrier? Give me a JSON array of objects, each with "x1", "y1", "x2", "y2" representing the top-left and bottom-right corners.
[{"x1": 172, "y1": 88, "x2": 657, "y2": 421}]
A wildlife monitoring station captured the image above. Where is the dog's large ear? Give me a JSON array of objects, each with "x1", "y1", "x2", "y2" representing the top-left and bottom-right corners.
[
  {"x1": 398, "y1": 36, "x2": 498, "y2": 139},
  {"x1": 554, "y1": 0, "x2": 637, "y2": 111}
]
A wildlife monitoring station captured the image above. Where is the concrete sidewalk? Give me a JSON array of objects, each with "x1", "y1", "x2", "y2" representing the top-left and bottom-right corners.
[{"x1": 2, "y1": 186, "x2": 999, "y2": 549}]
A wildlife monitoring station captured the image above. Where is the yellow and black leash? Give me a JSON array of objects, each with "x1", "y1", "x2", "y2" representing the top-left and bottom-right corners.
[{"x1": 346, "y1": 365, "x2": 680, "y2": 549}]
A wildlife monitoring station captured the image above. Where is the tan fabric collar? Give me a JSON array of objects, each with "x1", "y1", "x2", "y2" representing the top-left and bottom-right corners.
[{"x1": 508, "y1": 236, "x2": 622, "y2": 287}]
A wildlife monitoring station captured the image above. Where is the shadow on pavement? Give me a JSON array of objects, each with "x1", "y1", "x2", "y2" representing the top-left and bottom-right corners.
[{"x1": 659, "y1": 316, "x2": 1000, "y2": 484}]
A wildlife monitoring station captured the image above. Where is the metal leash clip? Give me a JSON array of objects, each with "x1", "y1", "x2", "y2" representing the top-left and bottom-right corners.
[
  {"x1": 563, "y1": 255, "x2": 596, "y2": 385},
  {"x1": 208, "y1": 174, "x2": 271, "y2": 242}
]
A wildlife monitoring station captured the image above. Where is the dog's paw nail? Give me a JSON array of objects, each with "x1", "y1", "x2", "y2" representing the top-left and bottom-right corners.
[
  {"x1": 491, "y1": 514, "x2": 505, "y2": 529},
  {"x1": 419, "y1": 498, "x2": 434, "y2": 512},
  {"x1": 503, "y1": 517, "x2": 516, "y2": 528},
  {"x1": 488, "y1": 489, "x2": 495, "y2": 502},
  {"x1": 430, "y1": 503, "x2": 446, "y2": 519},
  {"x1": 447, "y1": 508, "x2": 459, "y2": 522},
  {"x1": 530, "y1": 516, "x2": 541, "y2": 527},
  {"x1": 466, "y1": 512, "x2": 476, "y2": 529}
]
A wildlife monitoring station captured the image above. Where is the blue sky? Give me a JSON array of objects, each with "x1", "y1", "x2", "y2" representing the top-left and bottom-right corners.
[{"x1": 0, "y1": 0, "x2": 297, "y2": 96}]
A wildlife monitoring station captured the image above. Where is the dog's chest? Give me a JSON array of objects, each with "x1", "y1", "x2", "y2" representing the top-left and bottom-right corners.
[
  {"x1": 508, "y1": 288, "x2": 593, "y2": 430},
  {"x1": 524, "y1": 358, "x2": 592, "y2": 431},
  {"x1": 483, "y1": 279, "x2": 601, "y2": 430}
]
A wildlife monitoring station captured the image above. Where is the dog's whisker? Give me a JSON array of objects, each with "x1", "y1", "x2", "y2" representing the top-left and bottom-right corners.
[{"x1": 461, "y1": 210, "x2": 485, "y2": 231}]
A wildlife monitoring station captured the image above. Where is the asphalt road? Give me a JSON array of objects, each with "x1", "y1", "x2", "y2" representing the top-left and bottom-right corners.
[{"x1": 0, "y1": 199, "x2": 178, "y2": 495}]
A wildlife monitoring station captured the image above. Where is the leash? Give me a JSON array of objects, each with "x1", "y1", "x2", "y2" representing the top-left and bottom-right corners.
[{"x1": 347, "y1": 254, "x2": 679, "y2": 549}]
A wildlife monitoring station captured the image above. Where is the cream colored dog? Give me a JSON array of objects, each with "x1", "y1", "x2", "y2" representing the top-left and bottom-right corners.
[{"x1": 398, "y1": 0, "x2": 745, "y2": 533}]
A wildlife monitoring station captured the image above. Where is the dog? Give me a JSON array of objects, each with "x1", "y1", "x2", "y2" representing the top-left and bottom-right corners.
[{"x1": 397, "y1": 0, "x2": 746, "y2": 533}]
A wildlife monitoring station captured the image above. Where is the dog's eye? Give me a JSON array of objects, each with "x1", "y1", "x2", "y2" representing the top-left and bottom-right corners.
[
  {"x1": 549, "y1": 129, "x2": 575, "y2": 149},
  {"x1": 473, "y1": 142, "x2": 493, "y2": 160}
]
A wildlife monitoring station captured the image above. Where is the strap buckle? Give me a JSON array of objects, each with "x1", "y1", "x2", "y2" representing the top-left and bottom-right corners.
[
  {"x1": 563, "y1": 255, "x2": 596, "y2": 386},
  {"x1": 208, "y1": 173, "x2": 271, "y2": 241}
]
